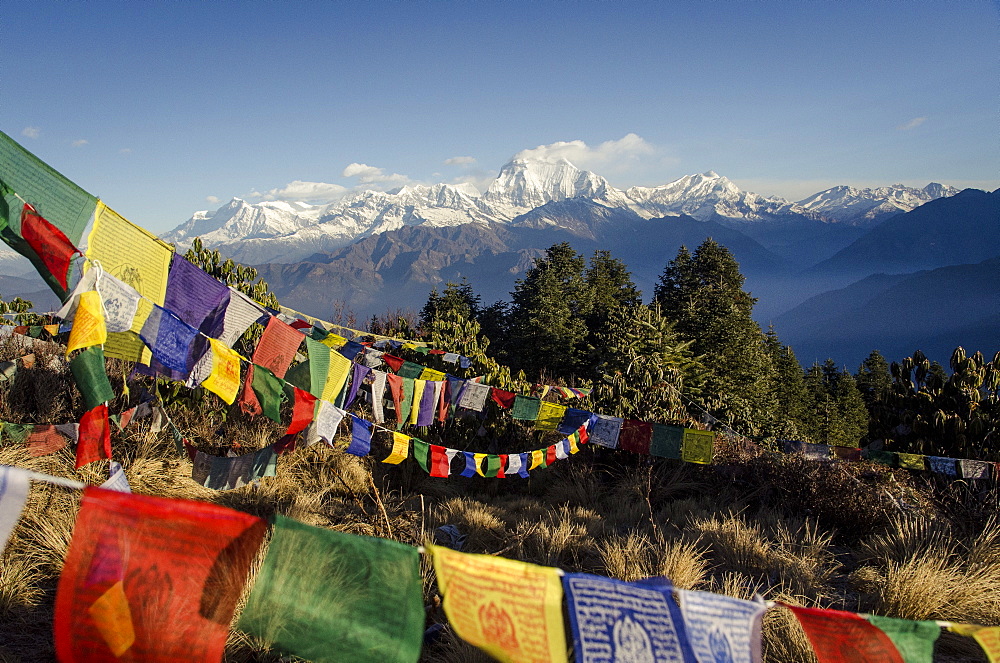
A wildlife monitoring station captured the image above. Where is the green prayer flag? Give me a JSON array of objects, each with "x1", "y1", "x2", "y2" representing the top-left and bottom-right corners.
[
  {"x1": 651, "y1": 424, "x2": 684, "y2": 459},
  {"x1": 412, "y1": 346, "x2": 429, "y2": 355},
  {"x1": 397, "y1": 361, "x2": 424, "y2": 379},
  {"x1": 412, "y1": 438, "x2": 430, "y2": 473},
  {"x1": 396, "y1": 377, "x2": 415, "y2": 428},
  {"x1": 69, "y1": 347, "x2": 115, "y2": 410},
  {"x1": 238, "y1": 515, "x2": 424, "y2": 663},
  {"x1": 512, "y1": 395, "x2": 541, "y2": 421},
  {"x1": 864, "y1": 449, "x2": 898, "y2": 467},
  {"x1": 305, "y1": 338, "x2": 330, "y2": 398},
  {"x1": 252, "y1": 365, "x2": 285, "y2": 423},
  {"x1": 2, "y1": 422, "x2": 31, "y2": 445},
  {"x1": 866, "y1": 614, "x2": 940, "y2": 662},
  {"x1": 484, "y1": 455, "x2": 502, "y2": 478}
]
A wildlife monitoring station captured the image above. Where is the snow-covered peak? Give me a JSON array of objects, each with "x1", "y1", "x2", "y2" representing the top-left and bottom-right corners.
[
  {"x1": 163, "y1": 197, "x2": 322, "y2": 247},
  {"x1": 481, "y1": 157, "x2": 620, "y2": 210},
  {"x1": 796, "y1": 182, "x2": 961, "y2": 225}
]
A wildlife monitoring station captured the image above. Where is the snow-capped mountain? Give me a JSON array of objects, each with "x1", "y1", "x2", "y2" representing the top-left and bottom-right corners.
[
  {"x1": 796, "y1": 183, "x2": 960, "y2": 226},
  {"x1": 162, "y1": 156, "x2": 962, "y2": 265}
]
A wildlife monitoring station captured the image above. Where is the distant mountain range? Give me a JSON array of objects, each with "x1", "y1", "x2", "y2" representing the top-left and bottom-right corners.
[{"x1": 1, "y1": 155, "x2": 993, "y2": 369}]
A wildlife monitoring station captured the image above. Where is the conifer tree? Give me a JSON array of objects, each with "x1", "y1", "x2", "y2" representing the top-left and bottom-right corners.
[
  {"x1": 506, "y1": 242, "x2": 591, "y2": 380},
  {"x1": 653, "y1": 239, "x2": 778, "y2": 435},
  {"x1": 419, "y1": 279, "x2": 481, "y2": 331},
  {"x1": 583, "y1": 249, "x2": 642, "y2": 372},
  {"x1": 764, "y1": 327, "x2": 810, "y2": 438}
]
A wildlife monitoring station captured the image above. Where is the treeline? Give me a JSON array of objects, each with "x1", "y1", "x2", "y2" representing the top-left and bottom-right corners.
[{"x1": 411, "y1": 240, "x2": 1000, "y2": 460}]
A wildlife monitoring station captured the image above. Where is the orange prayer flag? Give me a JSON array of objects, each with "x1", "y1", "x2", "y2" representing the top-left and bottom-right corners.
[{"x1": 76, "y1": 404, "x2": 111, "y2": 468}]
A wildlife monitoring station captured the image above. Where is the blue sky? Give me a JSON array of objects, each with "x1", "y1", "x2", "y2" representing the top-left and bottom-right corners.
[{"x1": 3, "y1": 0, "x2": 997, "y2": 233}]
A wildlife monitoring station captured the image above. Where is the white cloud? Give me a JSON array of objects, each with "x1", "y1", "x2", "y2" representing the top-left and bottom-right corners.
[
  {"x1": 513, "y1": 133, "x2": 657, "y2": 172},
  {"x1": 71, "y1": 139, "x2": 88, "y2": 147},
  {"x1": 206, "y1": 195, "x2": 221, "y2": 205},
  {"x1": 256, "y1": 180, "x2": 349, "y2": 204},
  {"x1": 896, "y1": 117, "x2": 927, "y2": 131},
  {"x1": 342, "y1": 162, "x2": 411, "y2": 187},
  {"x1": 21, "y1": 126, "x2": 40, "y2": 139},
  {"x1": 445, "y1": 156, "x2": 476, "y2": 165}
]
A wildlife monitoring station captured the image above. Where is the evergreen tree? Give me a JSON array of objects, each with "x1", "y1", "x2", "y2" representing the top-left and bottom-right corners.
[
  {"x1": 418, "y1": 278, "x2": 481, "y2": 331},
  {"x1": 653, "y1": 239, "x2": 778, "y2": 436},
  {"x1": 855, "y1": 350, "x2": 892, "y2": 409},
  {"x1": 583, "y1": 249, "x2": 642, "y2": 373},
  {"x1": 764, "y1": 327, "x2": 810, "y2": 438},
  {"x1": 506, "y1": 242, "x2": 591, "y2": 379},
  {"x1": 425, "y1": 306, "x2": 521, "y2": 391},
  {"x1": 832, "y1": 367, "x2": 870, "y2": 447},
  {"x1": 801, "y1": 360, "x2": 868, "y2": 447}
]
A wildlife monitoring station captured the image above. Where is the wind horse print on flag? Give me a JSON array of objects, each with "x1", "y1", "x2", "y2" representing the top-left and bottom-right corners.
[
  {"x1": 237, "y1": 515, "x2": 424, "y2": 663},
  {"x1": 54, "y1": 487, "x2": 266, "y2": 662},
  {"x1": 430, "y1": 544, "x2": 568, "y2": 663}
]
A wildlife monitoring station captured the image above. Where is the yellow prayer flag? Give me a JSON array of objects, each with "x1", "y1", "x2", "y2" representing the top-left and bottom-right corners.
[
  {"x1": 419, "y1": 367, "x2": 446, "y2": 382},
  {"x1": 201, "y1": 338, "x2": 242, "y2": 405},
  {"x1": 87, "y1": 580, "x2": 136, "y2": 657},
  {"x1": 530, "y1": 449, "x2": 545, "y2": 470},
  {"x1": 430, "y1": 545, "x2": 568, "y2": 663},
  {"x1": 535, "y1": 402, "x2": 566, "y2": 431},
  {"x1": 382, "y1": 432, "x2": 410, "y2": 464},
  {"x1": 319, "y1": 333, "x2": 347, "y2": 349},
  {"x1": 44, "y1": 324, "x2": 60, "y2": 336},
  {"x1": 682, "y1": 428, "x2": 714, "y2": 465},
  {"x1": 321, "y1": 349, "x2": 352, "y2": 402},
  {"x1": 474, "y1": 453, "x2": 488, "y2": 477},
  {"x1": 897, "y1": 453, "x2": 926, "y2": 471},
  {"x1": 950, "y1": 624, "x2": 1000, "y2": 662},
  {"x1": 66, "y1": 291, "x2": 107, "y2": 355},
  {"x1": 409, "y1": 379, "x2": 427, "y2": 425},
  {"x1": 568, "y1": 431, "x2": 580, "y2": 454},
  {"x1": 86, "y1": 202, "x2": 173, "y2": 361},
  {"x1": 402, "y1": 342, "x2": 417, "y2": 351}
]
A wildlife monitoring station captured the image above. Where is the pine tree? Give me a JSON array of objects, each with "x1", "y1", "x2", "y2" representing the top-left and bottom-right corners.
[
  {"x1": 506, "y1": 242, "x2": 591, "y2": 380},
  {"x1": 653, "y1": 239, "x2": 778, "y2": 436},
  {"x1": 418, "y1": 278, "x2": 481, "y2": 331},
  {"x1": 764, "y1": 327, "x2": 810, "y2": 438},
  {"x1": 583, "y1": 249, "x2": 642, "y2": 374}
]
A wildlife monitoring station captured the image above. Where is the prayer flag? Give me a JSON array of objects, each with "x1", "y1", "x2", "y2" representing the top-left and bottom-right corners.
[
  {"x1": 460, "y1": 452, "x2": 479, "y2": 477},
  {"x1": 54, "y1": 487, "x2": 266, "y2": 662},
  {"x1": 865, "y1": 614, "x2": 939, "y2": 663},
  {"x1": 785, "y1": 604, "x2": 904, "y2": 663},
  {"x1": 0, "y1": 464, "x2": 30, "y2": 556},
  {"x1": 484, "y1": 455, "x2": 503, "y2": 478},
  {"x1": 590, "y1": 415, "x2": 623, "y2": 449},
  {"x1": 253, "y1": 317, "x2": 303, "y2": 379},
  {"x1": 863, "y1": 449, "x2": 898, "y2": 467},
  {"x1": 832, "y1": 446, "x2": 862, "y2": 462},
  {"x1": 304, "y1": 338, "x2": 331, "y2": 399},
  {"x1": 557, "y1": 408, "x2": 593, "y2": 435},
  {"x1": 76, "y1": 404, "x2": 112, "y2": 469},
  {"x1": 555, "y1": 439, "x2": 570, "y2": 460},
  {"x1": 251, "y1": 365, "x2": 285, "y2": 423},
  {"x1": 409, "y1": 379, "x2": 427, "y2": 425},
  {"x1": 896, "y1": 453, "x2": 926, "y2": 471},
  {"x1": 803, "y1": 443, "x2": 832, "y2": 461},
  {"x1": 618, "y1": 420, "x2": 653, "y2": 455},
  {"x1": 431, "y1": 545, "x2": 568, "y2": 663},
  {"x1": 27, "y1": 424, "x2": 69, "y2": 457},
  {"x1": 347, "y1": 415, "x2": 373, "y2": 456},
  {"x1": 474, "y1": 453, "x2": 488, "y2": 477},
  {"x1": 381, "y1": 354, "x2": 404, "y2": 372},
  {"x1": 416, "y1": 378, "x2": 439, "y2": 426},
  {"x1": 382, "y1": 432, "x2": 410, "y2": 464},
  {"x1": 458, "y1": 381, "x2": 491, "y2": 412},
  {"x1": 927, "y1": 456, "x2": 957, "y2": 476},
  {"x1": 163, "y1": 256, "x2": 229, "y2": 334},
  {"x1": 412, "y1": 439, "x2": 430, "y2": 473},
  {"x1": 651, "y1": 424, "x2": 684, "y2": 459},
  {"x1": 138, "y1": 305, "x2": 199, "y2": 374},
  {"x1": 546, "y1": 445, "x2": 558, "y2": 465},
  {"x1": 491, "y1": 388, "x2": 517, "y2": 409},
  {"x1": 305, "y1": 400, "x2": 346, "y2": 446},
  {"x1": 563, "y1": 573, "x2": 695, "y2": 663},
  {"x1": 69, "y1": 347, "x2": 115, "y2": 410},
  {"x1": 344, "y1": 364, "x2": 371, "y2": 408},
  {"x1": 419, "y1": 367, "x2": 446, "y2": 381},
  {"x1": 286, "y1": 387, "x2": 317, "y2": 436},
  {"x1": 429, "y1": 444, "x2": 453, "y2": 478},
  {"x1": 386, "y1": 373, "x2": 405, "y2": 424},
  {"x1": 397, "y1": 361, "x2": 424, "y2": 379},
  {"x1": 678, "y1": 588, "x2": 766, "y2": 663},
  {"x1": 200, "y1": 338, "x2": 242, "y2": 405},
  {"x1": 217, "y1": 288, "x2": 267, "y2": 347},
  {"x1": 370, "y1": 369, "x2": 388, "y2": 423},
  {"x1": 682, "y1": 429, "x2": 714, "y2": 465},
  {"x1": 949, "y1": 624, "x2": 1000, "y2": 662},
  {"x1": 67, "y1": 291, "x2": 107, "y2": 355},
  {"x1": 237, "y1": 515, "x2": 424, "y2": 663},
  {"x1": 400, "y1": 377, "x2": 416, "y2": 424},
  {"x1": 959, "y1": 459, "x2": 991, "y2": 479},
  {"x1": 513, "y1": 396, "x2": 542, "y2": 421},
  {"x1": 536, "y1": 402, "x2": 567, "y2": 431},
  {"x1": 19, "y1": 203, "x2": 78, "y2": 290},
  {"x1": 101, "y1": 461, "x2": 132, "y2": 493},
  {"x1": 530, "y1": 448, "x2": 548, "y2": 470},
  {"x1": 322, "y1": 348, "x2": 353, "y2": 403}
]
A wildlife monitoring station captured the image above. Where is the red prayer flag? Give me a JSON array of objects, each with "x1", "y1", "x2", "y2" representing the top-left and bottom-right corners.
[
  {"x1": 577, "y1": 424, "x2": 589, "y2": 445},
  {"x1": 252, "y1": 317, "x2": 303, "y2": 379},
  {"x1": 490, "y1": 388, "x2": 516, "y2": 409},
  {"x1": 785, "y1": 604, "x2": 905, "y2": 663},
  {"x1": 20, "y1": 203, "x2": 79, "y2": 289},
  {"x1": 76, "y1": 404, "x2": 112, "y2": 468},
  {"x1": 285, "y1": 387, "x2": 317, "y2": 436},
  {"x1": 288, "y1": 318, "x2": 311, "y2": 330},
  {"x1": 546, "y1": 444, "x2": 558, "y2": 465},
  {"x1": 618, "y1": 419, "x2": 653, "y2": 455},
  {"x1": 429, "y1": 444, "x2": 451, "y2": 478},
  {"x1": 497, "y1": 454, "x2": 507, "y2": 479},
  {"x1": 118, "y1": 407, "x2": 136, "y2": 430},
  {"x1": 54, "y1": 487, "x2": 266, "y2": 662},
  {"x1": 238, "y1": 365, "x2": 263, "y2": 416},
  {"x1": 429, "y1": 348, "x2": 445, "y2": 355},
  {"x1": 381, "y1": 354, "x2": 405, "y2": 372},
  {"x1": 386, "y1": 373, "x2": 405, "y2": 424},
  {"x1": 27, "y1": 424, "x2": 68, "y2": 457}
]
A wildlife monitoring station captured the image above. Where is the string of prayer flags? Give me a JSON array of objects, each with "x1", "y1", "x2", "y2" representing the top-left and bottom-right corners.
[
  {"x1": 651, "y1": 423, "x2": 684, "y2": 459},
  {"x1": 618, "y1": 419, "x2": 653, "y2": 455},
  {"x1": 563, "y1": 573, "x2": 695, "y2": 663},
  {"x1": 0, "y1": 464, "x2": 30, "y2": 556},
  {"x1": 76, "y1": 404, "x2": 112, "y2": 469},
  {"x1": 589, "y1": 415, "x2": 623, "y2": 449},
  {"x1": 191, "y1": 445, "x2": 278, "y2": 490},
  {"x1": 948, "y1": 624, "x2": 1000, "y2": 662},
  {"x1": 785, "y1": 604, "x2": 908, "y2": 663},
  {"x1": 896, "y1": 453, "x2": 926, "y2": 471},
  {"x1": 347, "y1": 415, "x2": 373, "y2": 456},
  {"x1": 69, "y1": 347, "x2": 115, "y2": 410},
  {"x1": 66, "y1": 291, "x2": 107, "y2": 356},
  {"x1": 535, "y1": 402, "x2": 567, "y2": 431},
  {"x1": 238, "y1": 515, "x2": 424, "y2": 663},
  {"x1": 681, "y1": 428, "x2": 714, "y2": 465},
  {"x1": 54, "y1": 487, "x2": 266, "y2": 662},
  {"x1": 927, "y1": 456, "x2": 957, "y2": 476},
  {"x1": 678, "y1": 588, "x2": 766, "y2": 663},
  {"x1": 864, "y1": 614, "x2": 940, "y2": 662},
  {"x1": 382, "y1": 432, "x2": 410, "y2": 464},
  {"x1": 431, "y1": 544, "x2": 568, "y2": 663}
]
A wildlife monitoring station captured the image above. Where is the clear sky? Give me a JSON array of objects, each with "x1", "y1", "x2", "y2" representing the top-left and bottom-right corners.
[{"x1": 3, "y1": 0, "x2": 997, "y2": 234}]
